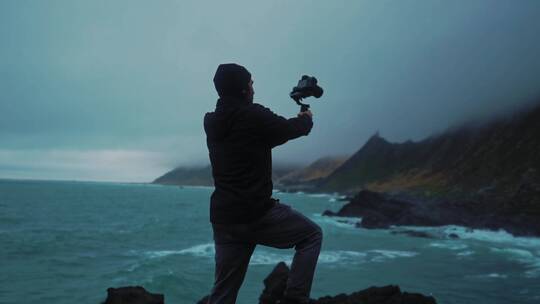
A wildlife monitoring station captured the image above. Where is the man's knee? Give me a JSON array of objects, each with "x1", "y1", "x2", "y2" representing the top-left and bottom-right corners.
[
  {"x1": 298, "y1": 223, "x2": 322, "y2": 251},
  {"x1": 312, "y1": 224, "x2": 323, "y2": 245}
]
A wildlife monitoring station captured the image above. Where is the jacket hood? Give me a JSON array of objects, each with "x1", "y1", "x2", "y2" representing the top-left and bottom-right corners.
[{"x1": 204, "y1": 96, "x2": 252, "y2": 140}]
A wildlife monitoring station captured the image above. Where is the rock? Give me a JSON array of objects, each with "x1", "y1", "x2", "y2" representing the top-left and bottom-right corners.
[
  {"x1": 260, "y1": 262, "x2": 437, "y2": 304},
  {"x1": 323, "y1": 189, "x2": 540, "y2": 236},
  {"x1": 448, "y1": 233, "x2": 460, "y2": 239},
  {"x1": 196, "y1": 262, "x2": 437, "y2": 304},
  {"x1": 315, "y1": 285, "x2": 437, "y2": 304},
  {"x1": 259, "y1": 261, "x2": 290, "y2": 304},
  {"x1": 324, "y1": 190, "x2": 435, "y2": 229},
  {"x1": 102, "y1": 286, "x2": 164, "y2": 304},
  {"x1": 322, "y1": 210, "x2": 337, "y2": 216}
]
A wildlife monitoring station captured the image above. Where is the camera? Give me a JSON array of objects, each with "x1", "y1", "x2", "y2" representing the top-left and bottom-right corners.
[{"x1": 290, "y1": 75, "x2": 324, "y2": 112}]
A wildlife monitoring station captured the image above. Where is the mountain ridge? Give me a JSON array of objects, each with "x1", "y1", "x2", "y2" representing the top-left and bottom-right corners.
[{"x1": 316, "y1": 101, "x2": 540, "y2": 203}]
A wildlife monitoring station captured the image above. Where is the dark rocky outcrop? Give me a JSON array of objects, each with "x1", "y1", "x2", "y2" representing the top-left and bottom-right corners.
[
  {"x1": 102, "y1": 286, "x2": 164, "y2": 304},
  {"x1": 196, "y1": 262, "x2": 437, "y2": 304},
  {"x1": 105, "y1": 264, "x2": 436, "y2": 304},
  {"x1": 322, "y1": 190, "x2": 439, "y2": 229},
  {"x1": 314, "y1": 286, "x2": 436, "y2": 304},
  {"x1": 259, "y1": 262, "x2": 436, "y2": 304},
  {"x1": 323, "y1": 189, "x2": 540, "y2": 236},
  {"x1": 259, "y1": 261, "x2": 291, "y2": 303}
]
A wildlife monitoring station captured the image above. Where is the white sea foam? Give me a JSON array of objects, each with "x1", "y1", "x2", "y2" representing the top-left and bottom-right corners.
[
  {"x1": 250, "y1": 250, "x2": 367, "y2": 266},
  {"x1": 143, "y1": 243, "x2": 215, "y2": 259},
  {"x1": 397, "y1": 225, "x2": 540, "y2": 248},
  {"x1": 490, "y1": 247, "x2": 540, "y2": 278},
  {"x1": 466, "y1": 273, "x2": 508, "y2": 279},
  {"x1": 318, "y1": 250, "x2": 368, "y2": 264},
  {"x1": 139, "y1": 244, "x2": 416, "y2": 266},
  {"x1": 250, "y1": 249, "x2": 416, "y2": 265},
  {"x1": 328, "y1": 198, "x2": 337, "y2": 202},
  {"x1": 368, "y1": 250, "x2": 418, "y2": 262},
  {"x1": 490, "y1": 247, "x2": 535, "y2": 258},
  {"x1": 307, "y1": 193, "x2": 333, "y2": 198},
  {"x1": 145, "y1": 250, "x2": 183, "y2": 259},
  {"x1": 250, "y1": 252, "x2": 292, "y2": 265},
  {"x1": 442, "y1": 226, "x2": 540, "y2": 247},
  {"x1": 127, "y1": 263, "x2": 140, "y2": 272},
  {"x1": 369, "y1": 250, "x2": 418, "y2": 258},
  {"x1": 311, "y1": 214, "x2": 362, "y2": 229},
  {"x1": 457, "y1": 250, "x2": 475, "y2": 257},
  {"x1": 429, "y1": 242, "x2": 469, "y2": 251}
]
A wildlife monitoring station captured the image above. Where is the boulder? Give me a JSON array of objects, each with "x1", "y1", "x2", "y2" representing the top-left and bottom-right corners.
[
  {"x1": 323, "y1": 189, "x2": 540, "y2": 236},
  {"x1": 102, "y1": 286, "x2": 164, "y2": 304},
  {"x1": 260, "y1": 262, "x2": 437, "y2": 304},
  {"x1": 196, "y1": 262, "x2": 437, "y2": 303}
]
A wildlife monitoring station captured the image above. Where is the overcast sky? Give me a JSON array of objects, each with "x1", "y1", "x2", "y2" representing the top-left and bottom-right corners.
[{"x1": 1, "y1": 0, "x2": 540, "y2": 182}]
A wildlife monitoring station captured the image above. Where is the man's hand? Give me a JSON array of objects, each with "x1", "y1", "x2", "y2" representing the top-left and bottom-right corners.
[{"x1": 297, "y1": 109, "x2": 313, "y2": 119}]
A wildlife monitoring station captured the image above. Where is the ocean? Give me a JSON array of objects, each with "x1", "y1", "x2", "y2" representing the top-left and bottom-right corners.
[{"x1": 1, "y1": 179, "x2": 539, "y2": 304}]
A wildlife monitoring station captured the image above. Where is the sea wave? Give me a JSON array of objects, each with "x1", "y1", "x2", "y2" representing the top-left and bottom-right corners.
[
  {"x1": 142, "y1": 244, "x2": 215, "y2": 259},
  {"x1": 429, "y1": 242, "x2": 469, "y2": 251},
  {"x1": 368, "y1": 249, "x2": 418, "y2": 258},
  {"x1": 137, "y1": 244, "x2": 417, "y2": 266},
  {"x1": 442, "y1": 226, "x2": 540, "y2": 247},
  {"x1": 311, "y1": 214, "x2": 362, "y2": 229},
  {"x1": 490, "y1": 247, "x2": 540, "y2": 278},
  {"x1": 306, "y1": 193, "x2": 333, "y2": 198},
  {"x1": 465, "y1": 273, "x2": 508, "y2": 279},
  {"x1": 395, "y1": 225, "x2": 540, "y2": 247}
]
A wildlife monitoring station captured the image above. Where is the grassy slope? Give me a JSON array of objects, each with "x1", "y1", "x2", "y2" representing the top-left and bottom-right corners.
[{"x1": 317, "y1": 102, "x2": 540, "y2": 202}]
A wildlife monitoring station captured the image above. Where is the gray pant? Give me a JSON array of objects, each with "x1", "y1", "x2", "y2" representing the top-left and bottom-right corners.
[{"x1": 208, "y1": 200, "x2": 323, "y2": 304}]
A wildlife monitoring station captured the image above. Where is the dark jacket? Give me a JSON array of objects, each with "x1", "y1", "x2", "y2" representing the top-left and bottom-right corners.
[{"x1": 203, "y1": 96, "x2": 313, "y2": 224}]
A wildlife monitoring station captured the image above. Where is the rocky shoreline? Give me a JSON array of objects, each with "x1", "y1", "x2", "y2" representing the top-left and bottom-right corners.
[
  {"x1": 322, "y1": 189, "x2": 540, "y2": 237},
  {"x1": 102, "y1": 262, "x2": 437, "y2": 304}
]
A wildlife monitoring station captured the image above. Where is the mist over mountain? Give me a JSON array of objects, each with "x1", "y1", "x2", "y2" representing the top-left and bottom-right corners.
[
  {"x1": 317, "y1": 100, "x2": 540, "y2": 199},
  {"x1": 156, "y1": 99, "x2": 540, "y2": 201}
]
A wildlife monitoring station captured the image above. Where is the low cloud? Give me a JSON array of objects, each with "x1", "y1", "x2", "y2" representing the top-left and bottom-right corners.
[{"x1": 0, "y1": 149, "x2": 173, "y2": 182}]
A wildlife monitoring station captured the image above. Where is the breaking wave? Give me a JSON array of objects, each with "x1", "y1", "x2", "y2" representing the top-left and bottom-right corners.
[{"x1": 136, "y1": 243, "x2": 418, "y2": 266}]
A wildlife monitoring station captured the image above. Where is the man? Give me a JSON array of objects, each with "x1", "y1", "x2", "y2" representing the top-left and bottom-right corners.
[{"x1": 203, "y1": 63, "x2": 323, "y2": 304}]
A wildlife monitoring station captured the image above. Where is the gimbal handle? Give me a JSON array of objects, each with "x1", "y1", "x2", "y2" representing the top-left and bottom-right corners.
[{"x1": 294, "y1": 99, "x2": 310, "y2": 112}]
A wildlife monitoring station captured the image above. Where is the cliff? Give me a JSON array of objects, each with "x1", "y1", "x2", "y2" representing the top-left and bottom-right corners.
[
  {"x1": 317, "y1": 102, "x2": 540, "y2": 205},
  {"x1": 275, "y1": 155, "x2": 349, "y2": 192},
  {"x1": 152, "y1": 165, "x2": 214, "y2": 186},
  {"x1": 152, "y1": 163, "x2": 302, "y2": 187},
  {"x1": 323, "y1": 189, "x2": 540, "y2": 236}
]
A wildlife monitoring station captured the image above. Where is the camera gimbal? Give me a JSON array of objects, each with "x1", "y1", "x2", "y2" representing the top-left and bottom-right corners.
[{"x1": 289, "y1": 75, "x2": 324, "y2": 112}]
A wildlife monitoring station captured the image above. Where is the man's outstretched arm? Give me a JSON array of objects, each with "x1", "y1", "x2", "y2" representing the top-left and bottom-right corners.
[{"x1": 252, "y1": 103, "x2": 313, "y2": 148}]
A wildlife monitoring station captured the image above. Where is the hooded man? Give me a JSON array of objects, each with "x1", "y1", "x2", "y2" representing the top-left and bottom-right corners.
[{"x1": 203, "y1": 63, "x2": 322, "y2": 304}]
